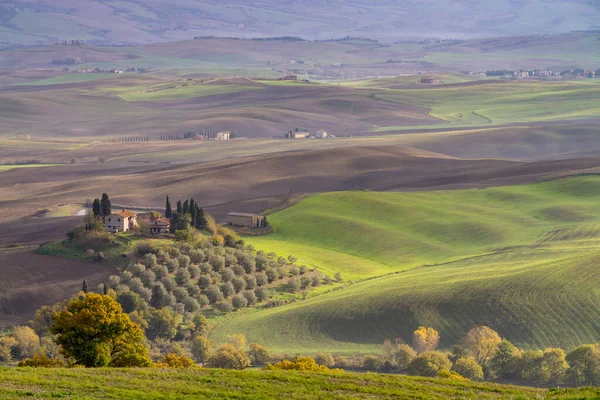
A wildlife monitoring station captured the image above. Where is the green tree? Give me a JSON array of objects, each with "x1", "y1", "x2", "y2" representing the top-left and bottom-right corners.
[
  {"x1": 165, "y1": 196, "x2": 172, "y2": 218},
  {"x1": 81, "y1": 280, "x2": 89, "y2": 293},
  {"x1": 394, "y1": 344, "x2": 417, "y2": 372},
  {"x1": 207, "y1": 344, "x2": 250, "y2": 370},
  {"x1": 100, "y1": 193, "x2": 112, "y2": 217},
  {"x1": 174, "y1": 229, "x2": 193, "y2": 243},
  {"x1": 489, "y1": 340, "x2": 521, "y2": 379},
  {"x1": 146, "y1": 307, "x2": 179, "y2": 340},
  {"x1": 453, "y1": 357, "x2": 484, "y2": 380},
  {"x1": 191, "y1": 335, "x2": 212, "y2": 365},
  {"x1": 51, "y1": 293, "x2": 151, "y2": 367},
  {"x1": 566, "y1": 344, "x2": 600, "y2": 386},
  {"x1": 92, "y1": 198, "x2": 102, "y2": 217},
  {"x1": 248, "y1": 343, "x2": 271, "y2": 366},
  {"x1": 176, "y1": 200, "x2": 183, "y2": 214},
  {"x1": 541, "y1": 347, "x2": 568, "y2": 384},
  {"x1": 407, "y1": 351, "x2": 452, "y2": 377},
  {"x1": 182, "y1": 199, "x2": 190, "y2": 215}
]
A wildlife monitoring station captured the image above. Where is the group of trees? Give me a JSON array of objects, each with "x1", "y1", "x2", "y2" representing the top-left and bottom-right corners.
[
  {"x1": 347, "y1": 325, "x2": 598, "y2": 386},
  {"x1": 91, "y1": 193, "x2": 111, "y2": 217},
  {"x1": 117, "y1": 136, "x2": 151, "y2": 142},
  {"x1": 166, "y1": 196, "x2": 208, "y2": 233}
]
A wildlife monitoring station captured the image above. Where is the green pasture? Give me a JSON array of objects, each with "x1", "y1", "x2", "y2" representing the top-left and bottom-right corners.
[
  {"x1": 210, "y1": 176, "x2": 600, "y2": 353},
  {"x1": 118, "y1": 84, "x2": 261, "y2": 102},
  {"x1": 0, "y1": 367, "x2": 578, "y2": 400},
  {"x1": 373, "y1": 80, "x2": 600, "y2": 131},
  {"x1": 0, "y1": 139, "x2": 88, "y2": 150}
]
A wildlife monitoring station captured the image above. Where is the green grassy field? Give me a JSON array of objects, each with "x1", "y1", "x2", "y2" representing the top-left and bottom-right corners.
[
  {"x1": 2, "y1": 367, "x2": 597, "y2": 400},
  {"x1": 118, "y1": 84, "x2": 261, "y2": 102},
  {"x1": 211, "y1": 176, "x2": 600, "y2": 354},
  {"x1": 373, "y1": 80, "x2": 600, "y2": 131},
  {"x1": 20, "y1": 74, "x2": 122, "y2": 86}
]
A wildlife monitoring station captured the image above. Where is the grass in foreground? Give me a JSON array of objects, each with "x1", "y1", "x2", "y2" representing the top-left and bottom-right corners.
[{"x1": 2, "y1": 367, "x2": 596, "y2": 400}]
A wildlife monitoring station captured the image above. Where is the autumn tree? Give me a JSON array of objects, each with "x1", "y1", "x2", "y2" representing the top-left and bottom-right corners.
[
  {"x1": 463, "y1": 326, "x2": 502, "y2": 366},
  {"x1": 412, "y1": 326, "x2": 440, "y2": 353},
  {"x1": 248, "y1": 343, "x2": 271, "y2": 365},
  {"x1": 51, "y1": 293, "x2": 151, "y2": 367},
  {"x1": 566, "y1": 344, "x2": 600, "y2": 386},
  {"x1": 191, "y1": 335, "x2": 212, "y2": 365},
  {"x1": 453, "y1": 357, "x2": 484, "y2": 380},
  {"x1": 207, "y1": 344, "x2": 251, "y2": 370},
  {"x1": 407, "y1": 351, "x2": 451, "y2": 377}
]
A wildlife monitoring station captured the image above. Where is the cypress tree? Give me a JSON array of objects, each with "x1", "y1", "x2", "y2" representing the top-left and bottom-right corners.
[
  {"x1": 82, "y1": 280, "x2": 89, "y2": 294},
  {"x1": 195, "y1": 204, "x2": 206, "y2": 230},
  {"x1": 170, "y1": 213, "x2": 179, "y2": 233},
  {"x1": 176, "y1": 200, "x2": 183, "y2": 214},
  {"x1": 165, "y1": 196, "x2": 172, "y2": 218},
  {"x1": 100, "y1": 193, "x2": 112, "y2": 217},
  {"x1": 92, "y1": 199, "x2": 102, "y2": 217},
  {"x1": 103, "y1": 283, "x2": 108, "y2": 295},
  {"x1": 189, "y1": 200, "x2": 197, "y2": 228},
  {"x1": 182, "y1": 199, "x2": 189, "y2": 215}
]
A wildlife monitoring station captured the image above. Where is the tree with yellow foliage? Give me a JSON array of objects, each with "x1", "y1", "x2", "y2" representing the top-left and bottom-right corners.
[
  {"x1": 412, "y1": 326, "x2": 440, "y2": 353},
  {"x1": 51, "y1": 293, "x2": 151, "y2": 367},
  {"x1": 463, "y1": 326, "x2": 502, "y2": 366}
]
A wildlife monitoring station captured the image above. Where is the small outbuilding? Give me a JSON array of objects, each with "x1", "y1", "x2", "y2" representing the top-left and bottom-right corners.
[
  {"x1": 150, "y1": 218, "x2": 171, "y2": 235},
  {"x1": 227, "y1": 212, "x2": 266, "y2": 228}
]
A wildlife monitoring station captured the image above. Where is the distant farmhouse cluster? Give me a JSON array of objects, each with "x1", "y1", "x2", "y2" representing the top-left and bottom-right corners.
[
  {"x1": 284, "y1": 129, "x2": 334, "y2": 139},
  {"x1": 160, "y1": 131, "x2": 238, "y2": 141}
]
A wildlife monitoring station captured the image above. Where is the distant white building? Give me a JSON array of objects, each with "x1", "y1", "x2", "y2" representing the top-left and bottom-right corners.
[{"x1": 315, "y1": 130, "x2": 328, "y2": 139}]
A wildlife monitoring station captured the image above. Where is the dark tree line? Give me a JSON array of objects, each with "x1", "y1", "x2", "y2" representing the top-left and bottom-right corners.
[{"x1": 118, "y1": 136, "x2": 150, "y2": 142}]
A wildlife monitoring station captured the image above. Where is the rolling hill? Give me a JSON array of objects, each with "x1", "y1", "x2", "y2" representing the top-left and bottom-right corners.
[
  {"x1": 211, "y1": 176, "x2": 600, "y2": 354},
  {"x1": 1, "y1": 0, "x2": 599, "y2": 45}
]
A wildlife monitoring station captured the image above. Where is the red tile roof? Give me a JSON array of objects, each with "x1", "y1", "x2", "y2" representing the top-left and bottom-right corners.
[{"x1": 114, "y1": 210, "x2": 137, "y2": 218}]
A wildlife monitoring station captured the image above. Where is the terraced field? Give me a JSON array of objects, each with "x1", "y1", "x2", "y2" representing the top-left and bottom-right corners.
[{"x1": 211, "y1": 176, "x2": 600, "y2": 354}]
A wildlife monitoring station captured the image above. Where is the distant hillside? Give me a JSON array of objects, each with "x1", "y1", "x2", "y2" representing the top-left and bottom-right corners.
[{"x1": 1, "y1": 0, "x2": 599, "y2": 45}]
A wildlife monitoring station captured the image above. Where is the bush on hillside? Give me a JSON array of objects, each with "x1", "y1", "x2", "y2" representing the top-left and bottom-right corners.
[
  {"x1": 453, "y1": 357, "x2": 484, "y2": 380},
  {"x1": 407, "y1": 351, "x2": 452, "y2": 377}
]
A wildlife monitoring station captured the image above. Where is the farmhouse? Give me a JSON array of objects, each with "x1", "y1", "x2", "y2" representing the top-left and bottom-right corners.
[
  {"x1": 281, "y1": 73, "x2": 298, "y2": 81},
  {"x1": 104, "y1": 209, "x2": 138, "y2": 233},
  {"x1": 227, "y1": 212, "x2": 266, "y2": 228},
  {"x1": 149, "y1": 218, "x2": 171, "y2": 235},
  {"x1": 216, "y1": 131, "x2": 231, "y2": 140},
  {"x1": 285, "y1": 131, "x2": 310, "y2": 139}
]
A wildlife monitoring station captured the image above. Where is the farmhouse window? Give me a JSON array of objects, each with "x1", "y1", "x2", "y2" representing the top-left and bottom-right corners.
[{"x1": 118, "y1": 219, "x2": 121, "y2": 222}]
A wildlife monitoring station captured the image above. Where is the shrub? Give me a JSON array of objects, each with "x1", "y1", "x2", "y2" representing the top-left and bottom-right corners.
[
  {"x1": 12, "y1": 326, "x2": 40, "y2": 359},
  {"x1": 334, "y1": 272, "x2": 343, "y2": 282},
  {"x1": 17, "y1": 353, "x2": 64, "y2": 368},
  {"x1": 209, "y1": 255, "x2": 225, "y2": 271},
  {"x1": 221, "y1": 282, "x2": 235, "y2": 297},
  {"x1": 453, "y1": 357, "x2": 484, "y2": 380},
  {"x1": 408, "y1": 351, "x2": 452, "y2": 377},
  {"x1": 152, "y1": 265, "x2": 169, "y2": 280},
  {"x1": 267, "y1": 356, "x2": 335, "y2": 372},
  {"x1": 161, "y1": 353, "x2": 196, "y2": 368},
  {"x1": 266, "y1": 269, "x2": 278, "y2": 283},
  {"x1": 311, "y1": 275, "x2": 321, "y2": 287},
  {"x1": 198, "y1": 275, "x2": 212, "y2": 289},
  {"x1": 300, "y1": 275, "x2": 312, "y2": 290},
  {"x1": 314, "y1": 353, "x2": 335, "y2": 367},
  {"x1": 242, "y1": 290, "x2": 257, "y2": 306},
  {"x1": 287, "y1": 277, "x2": 301, "y2": 293},
  {"x1": 207, "y1": 344, "x2": 250, "y2": 370},
  {"x1": 117, "y1": 291, "x2": 145, "y2": 313},
  {"x1": 146, "y1": 307, "x2": 178, "y2": 341},
  {"x1": 175, "y1": 268, "x2": 191, "y2": 285},
  {"x1": 161, "y1": 276, "x2": 176, "y2": 292},
  {"x1": 362, "y1": 355, "x2": 383, "y2": 371},
  {"x1": 215, "y1": 300, "x2": 234, "y2": 313},
  {"x1": 232, "y1": 294, "x2": 248, "y2": 309},
  {"x1": 255, "y1": 287, "x2": 269, "y2": 302},
  {"x1": 188, "y1": 264, "x2": 200, "y2": 279},
  {"x1": 0, "y1": 337, "x2": 17, "y2": 362},
  {"x1": 183, "y1": 297, "x2": 201, "y2": 312},
  {"x1": 394, "y1": 344, "x2": 417, "y2": 372},
  {"x1": 140, "y1": 270, "x2": 156, "y2": 286},
  {"x1": 232, "y1": 264, "x2": 245, "y2": 276},
  {"x1": 437, "y1": 369, "x2": 467, "y2": 380},
  {"x1": 205, "y1": 286, "x2": 224, "y2": 304},
  {"x1": 220, "y1": 268, "x2": 235, "y2": 282},
  {"x1": 196, "y1": 294, "x2": 209, "y2": 308},
  {"x1": 255, "y1": 272, "x2": 268, "y2": 286},
  {"x1": 166, "y1": 259, "x2": 178, "y2": 272},
  {"x1": 249, "y1": 343, "x2": 271, "y2": 365},
  {"x1": 323, "y1": 275, "x2": 333, "y2": 285},
  {"x1": 187, "y1": 284, "x2": 201, "y2": 297}
]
